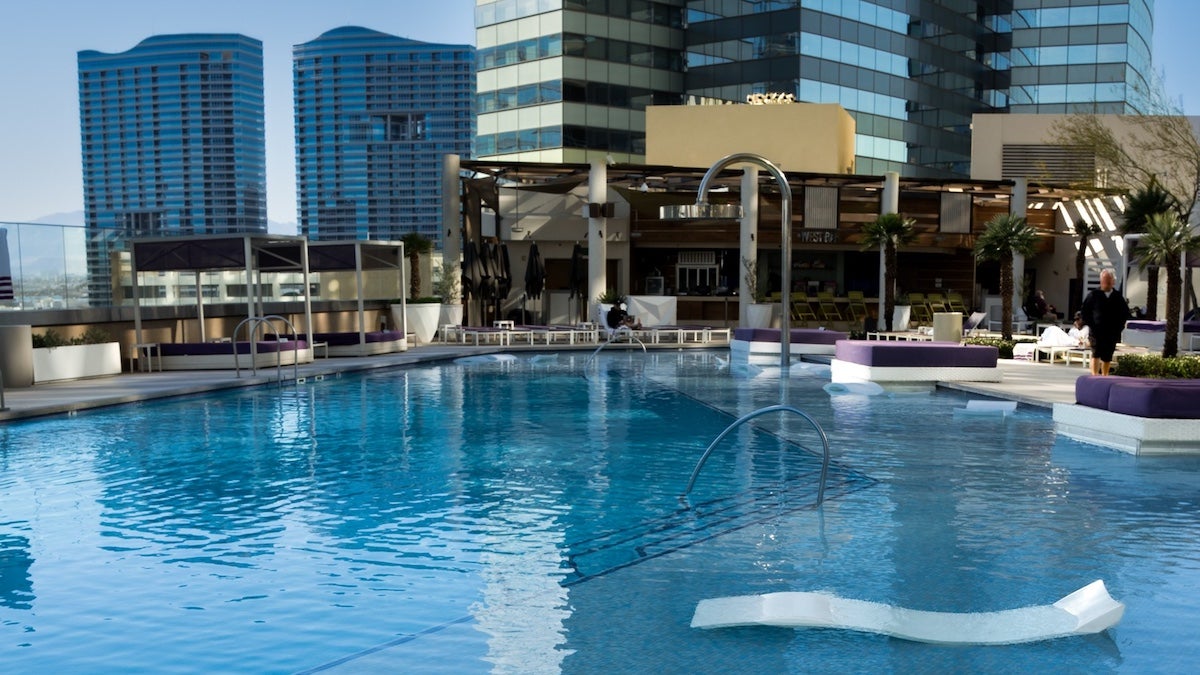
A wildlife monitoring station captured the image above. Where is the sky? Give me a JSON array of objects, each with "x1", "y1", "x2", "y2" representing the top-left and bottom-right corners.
[
  {"x1": 0, "y1": 0, "x2": 476, "y2": 228},
  {"x1": 1, "y1": 0, "x2": 1198, "y2": 227}
]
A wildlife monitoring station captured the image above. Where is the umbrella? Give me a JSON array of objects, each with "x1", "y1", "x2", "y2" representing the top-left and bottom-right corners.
[
  {"x1": 479, "y1": 241, "x2": 497, "y2": 322},
  {"x1": 568, "y1": 243, "x2": 586, "y2": 322},
  {"x1": 461, "y1": 240, "x2": 485, "y2": 324},
  {"x1": 497, "y1": 243, "x2": 513, "y2": 302},
  {"x1": 524, "y1": 242, "x2": 545, "y2": 301}
]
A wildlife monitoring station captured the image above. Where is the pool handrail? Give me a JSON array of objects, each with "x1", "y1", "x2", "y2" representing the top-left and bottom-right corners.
[
  {"x1": 588, "y1": 325, "x2": 647, "y2": 361},
  {"x1": 683, "y1": 404, "x2": 830, "y2": 507},
  {"x1": 232, "y1": 315, "x2": 301, "y2": 383}
]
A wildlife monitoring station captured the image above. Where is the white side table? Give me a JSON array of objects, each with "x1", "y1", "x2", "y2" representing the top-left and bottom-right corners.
[{"x1": 134, "y1": 343, "x2": 162, "y2": 372}]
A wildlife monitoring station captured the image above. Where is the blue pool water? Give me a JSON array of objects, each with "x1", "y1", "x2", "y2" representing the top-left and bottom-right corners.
[{"x1": 1, "y1": 351, "x2": 1199, "y2": 673}]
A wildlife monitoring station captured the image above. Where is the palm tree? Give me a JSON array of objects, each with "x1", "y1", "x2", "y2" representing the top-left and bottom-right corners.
[
  {"x1": 861, "y1": 213, "x2": 916, "y2": 331},
  {"x1": 1136, "y1": 212, "x2": 1200, "y2": 357},
  {"x1": 1122, "y1": 180, "x2": 1180, "y2": 319},
  {"x1": 1070, "y1": 219, "x2": 1101, "y2": 317},
  {"x1": 974, "y1": 213, "x2": 1040, "y2": 340},
  {"x1": 401, "y1": 232, "x2": 434, "y2": 299}
]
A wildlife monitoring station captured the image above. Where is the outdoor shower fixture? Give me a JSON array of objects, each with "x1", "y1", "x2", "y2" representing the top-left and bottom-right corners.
[{"x1": 661, "y1": 152, "x2": 793, "y2": 368}]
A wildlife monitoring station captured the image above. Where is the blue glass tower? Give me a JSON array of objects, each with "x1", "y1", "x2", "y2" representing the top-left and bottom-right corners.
[
  {"x1": 78, "y1": 34, "x2": 267, "y2": 306},
  {"x1": 476, "y1": 1, "x2": 1153, "y2": 178},
  {"x1": 293, "y1": 27, "x2": 475, "y2": 246}
]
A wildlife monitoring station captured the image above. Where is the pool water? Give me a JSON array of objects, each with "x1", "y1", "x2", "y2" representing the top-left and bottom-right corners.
[{"x1": 1, "y1": 351, "x2": 1199, "y2": 673}]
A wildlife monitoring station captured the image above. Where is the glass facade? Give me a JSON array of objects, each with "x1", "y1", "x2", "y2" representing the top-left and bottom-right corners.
[
  {"x1": 685, "y1": 0, "x2": 1009, "y2": 178},
  {"x1": 293, "y1": 27, "x2": 475, "y2": 246},
  {"x1": 1009, "y1": 0, "x2": 1153, "y2": 113},
  {"x1": 474, "y1": 0, "x2": 687, "y2": 163},
  {"x1": 476, "y1": 0, "x2": 1153, "y2": 175},
  {"x1": 78, "y1": 34, "x2": 267, "y2": 305}
]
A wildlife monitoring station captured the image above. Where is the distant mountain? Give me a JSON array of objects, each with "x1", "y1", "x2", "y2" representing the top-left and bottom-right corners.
[
  {"x1": 268, "y1": 219, "x2": 298, "y2": 235},
  {"x1": 31, "y1": 210, "x2": 85, "y2": 226}
]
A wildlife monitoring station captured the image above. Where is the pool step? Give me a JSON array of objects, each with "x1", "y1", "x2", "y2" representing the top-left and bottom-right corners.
[{"x1": 561, "y1": 467, "x2": 874, "y2": 586}]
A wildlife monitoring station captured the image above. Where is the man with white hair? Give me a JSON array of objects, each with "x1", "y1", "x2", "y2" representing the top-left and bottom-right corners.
[{"x1": 1080, "y1": 269, "x2": 1130, "y2": 376}]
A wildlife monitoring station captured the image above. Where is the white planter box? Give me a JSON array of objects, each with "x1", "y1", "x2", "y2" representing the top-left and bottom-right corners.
[
  {"x1": 406, "y1": 303, "x2": 441, "y2": 345},
  {"x1": 440, "y1": 303, "x2": 464, "y2": 327},
  {"x1": 32, "y1": 342, "x2": 122, "y2": 383},
  {"x1": 745, "y1": 303, "x2": 773, "y2": 329}
]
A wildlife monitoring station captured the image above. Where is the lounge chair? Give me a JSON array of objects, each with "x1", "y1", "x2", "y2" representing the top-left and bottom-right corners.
[
  {"x1": 1011, "y1": 325, "x2": 1091, "y2": 365},
  {"x1": 963, "y1": 311, "x2": 987, "y2": 337}
]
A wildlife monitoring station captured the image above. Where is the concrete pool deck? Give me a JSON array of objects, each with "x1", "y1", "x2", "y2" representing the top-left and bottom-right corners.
[{"x1": 0, "y1": 343, "x2": 1090, "y2": 423}]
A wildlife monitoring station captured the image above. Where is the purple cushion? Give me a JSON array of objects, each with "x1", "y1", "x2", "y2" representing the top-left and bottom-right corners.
[
  {"x1": 732, "y1": 328, "x2": 847, "y2": 345},
  {"x1": 834, "y1": 340, "x2": 998, "y2": 368},
  {"x1": 1126, "y1": 320, "x2": 1165, "y2": 332},
  {"x1": 1106, "y1": 380, "x2": 1200, "y2": 418},
  {"x1": 310, "y1": 330, "x2": 401, "y2": 346},
  {"x1": 159, "y1": 340, "x2": 307, "y2": 356},
  {"x1": 1074, "y1": 375, "x2": 1137, "y2": 409},
  {"x1": 1126, "y1": 320, "x2": 1200, "y2": 333}
]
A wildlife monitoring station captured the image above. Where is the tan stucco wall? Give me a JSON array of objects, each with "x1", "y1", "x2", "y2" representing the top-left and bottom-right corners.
[
  {"x1": 970, "y1": 113, "x2": 1134, "y2": 181},
  {"x1": 645, "y1": 103, "x2": 855, "y2": 173}
]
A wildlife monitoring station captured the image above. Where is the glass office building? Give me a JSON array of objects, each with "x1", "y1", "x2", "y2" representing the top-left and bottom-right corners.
[
  {"x1": 293, "y1": 27, "x2": 475, "y2": 245},
  {"x1": 475, "y1": 0, "x2": 1153, "y2": 177},
  {"x1": 474, "y1": 0, "x2": 687, "y2": 163},
  {"x1": 78, "y1": 34, "x2": 267, "y2": 306},
  {"x1": 1009, "y1": 0, "x2": 1153, "y2": 114}
]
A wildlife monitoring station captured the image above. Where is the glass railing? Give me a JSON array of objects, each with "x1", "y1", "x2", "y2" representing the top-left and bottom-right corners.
[
  {"x1": 0, "y1": 222, "x2": 405, "y2": 312},
  {"x1": 0, "y1": 221, "x2": 88, "y2": 311}
]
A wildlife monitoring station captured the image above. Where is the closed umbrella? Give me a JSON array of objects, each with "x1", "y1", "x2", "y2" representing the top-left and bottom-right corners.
[
  {"x1": 568, "y1": 243, "x2": 586, "y2": 323},
  {"x1": 497, "y1": 243, "x2": 513, "y2": 302},
  {"x1": 523, "y1": 242, "x2": 544, "y2": 324},
  {"x1": 479, "y1": 241, "x2": 497, "y2": 323},
  {"x1": 524, "y1": 242, "x2": 545, "y2": 300},
  {"x1": 462, "y1": 240, "x2": 485, "y2": 324}
]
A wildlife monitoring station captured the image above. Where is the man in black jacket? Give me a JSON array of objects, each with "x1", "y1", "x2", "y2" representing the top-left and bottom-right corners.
[{"x1": 1080, "y1": 269, "x2": 1130, "y2": 376}]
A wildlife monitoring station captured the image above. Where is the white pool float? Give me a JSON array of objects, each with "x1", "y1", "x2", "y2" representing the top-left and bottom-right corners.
[
  {"x1": 691, "y1": 580, "x2": 1123, "y2": 644},
  {"x1": 454, "y1": 353, "x2": 518, "y2": 365},
  {"x1": 823, "y1": 381, "x2": 885, "y2": 396}
]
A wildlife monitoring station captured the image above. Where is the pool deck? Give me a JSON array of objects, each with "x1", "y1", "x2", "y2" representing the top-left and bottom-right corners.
[{"x1": 0, "y1": 343, "x2": 1090, "y2": 423}]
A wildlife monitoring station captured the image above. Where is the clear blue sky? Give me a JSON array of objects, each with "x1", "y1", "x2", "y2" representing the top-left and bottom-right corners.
[{"x1": 2, "y1": 0, "x2": 1197, "y2": 226}]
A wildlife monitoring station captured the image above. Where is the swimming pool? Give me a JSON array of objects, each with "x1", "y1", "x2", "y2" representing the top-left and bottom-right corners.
[{"x1": 1, "y1": 351, "x2": 1198, "y2": 673}]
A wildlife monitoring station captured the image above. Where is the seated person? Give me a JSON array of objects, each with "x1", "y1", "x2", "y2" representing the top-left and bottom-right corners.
[
  {"x1": 1067, "y1": 311, "x2": 1090, "y2": 346},
  {"x1": 606, "y1": 302, "x2": 642, "y2": 331},
  {"x1": 1024, "y1": 289, "x2": 1057, "y2": 321}
]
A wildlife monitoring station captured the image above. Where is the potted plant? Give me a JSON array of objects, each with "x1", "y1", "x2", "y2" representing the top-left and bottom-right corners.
[
  {"x1": 31, "y1": 326, "x2": 122, "y2": 383},
  {"x1": 396, "y1": 233, "x2": 440, "y2": 345},
  {"x1": 597, "y1": 289, "x2": 623, "y2": 326},
  {"x1": 436, "y1": 262, "x2": 464, "y2": 330},
  {"x1": 742, "y1": 257, "x2": 772, "y2": 329}
]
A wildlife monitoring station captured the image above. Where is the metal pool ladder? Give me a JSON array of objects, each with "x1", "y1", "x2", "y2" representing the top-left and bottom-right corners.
[
  {"x1": 588, "y1": 327, "x2": 647, "y2": 362},
  {"x1": 232, "y1": 315, "x2": 302, "y2": 383},
  {"x1": 683, "y1": 404, "x2": 831, "y2": 507}
]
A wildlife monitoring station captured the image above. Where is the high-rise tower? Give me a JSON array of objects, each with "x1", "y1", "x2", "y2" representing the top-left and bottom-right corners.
[
  {"x1": 78, "y1": 34, "x2": 266, "y2": 305},
  {"x1": 474, "y1": 1, "x2": 1154, "y2": 177},
  {"x1": 474, "y1": 0, "x2": 687, "y2": 163},
  {"x1": 293, "y1": 27, "x2": 475, "y2": 245}
]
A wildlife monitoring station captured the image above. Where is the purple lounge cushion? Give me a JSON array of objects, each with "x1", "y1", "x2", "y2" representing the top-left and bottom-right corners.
[
  {"x1": 1105, "y1": 379, "x2": 1200, "y2": 419},
  {"x1": 834, "y1": 340, "x2": 997, "y2": 368},
  {"x1": 311, "y1": 330, "x2": 401, "y2": 346},
  {"x1": 1074, "y1": 375, "x2": 1137, "y2": 409},
  {"x1": 159, "y1": 340, "x2": 307, "y2": 356},
  {"x1": 732, "y1": 328, "x2": 847, "y2": 345},
  {"x1": 1126, "y1": 320, "x2": 1165, "y2": 332},
  {"x1": 1126, "y1": 320, "x2": 1200, "y2": 333}
]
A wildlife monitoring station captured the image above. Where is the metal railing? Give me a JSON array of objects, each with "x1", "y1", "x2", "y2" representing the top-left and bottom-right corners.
[{"x1": 682, "y1": 404, "x2": 831, "y2": 507}]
